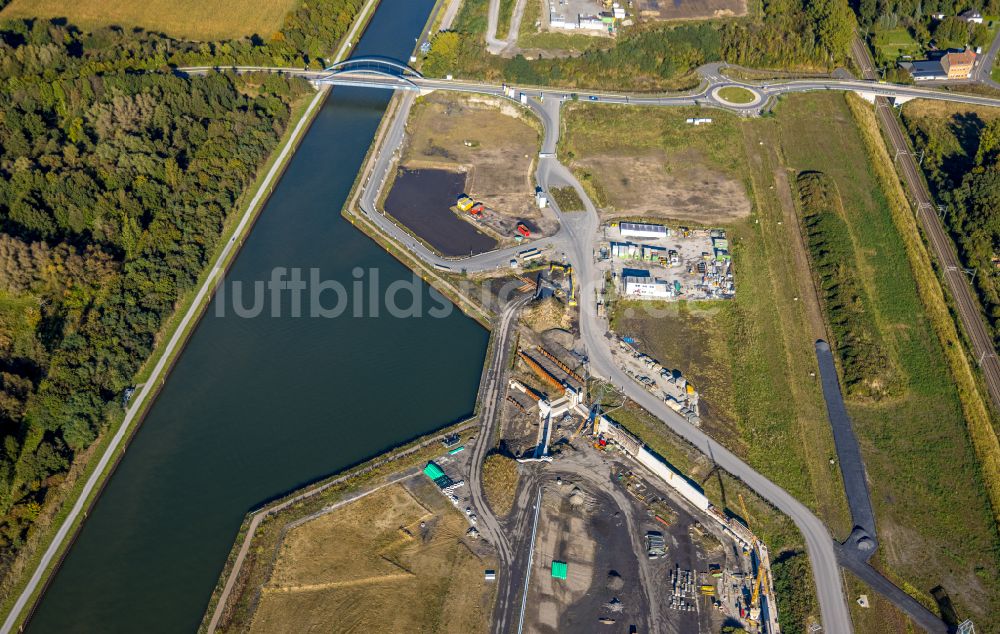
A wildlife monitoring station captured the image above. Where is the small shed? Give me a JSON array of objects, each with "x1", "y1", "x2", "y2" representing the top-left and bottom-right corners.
[{"x1": 551, "y1": 561, "x2": 568, "y2": 579}]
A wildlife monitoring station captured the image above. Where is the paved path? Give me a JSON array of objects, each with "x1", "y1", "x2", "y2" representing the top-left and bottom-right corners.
[
  {"x1": 339, "y1": 83, "x2": 855, "y2": 632},
  {"x1": 0, "y1": 84, "x2": 331, "y2": 634},
  {"x1": 815, "y1": 340, "x2": 878, "y2": 558},
  {"x1": 206, "y1": 468, "x2": 419, "y2": 632},
  {"x1": 0, "y1": 2, "x2": 391, "y2": 629},
  {"x1": 837, "y1": 545, "x2": 947, "y2": 633}
]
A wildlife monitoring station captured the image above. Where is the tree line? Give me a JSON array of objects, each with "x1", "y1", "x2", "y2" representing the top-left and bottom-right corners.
[
  {"x1": 424, "y1": 0, "x2": 856, "y2": 90},
  {"x1": 0, "y1": 0, "x2": 362, "y2": 580},
  {"x1": 906, "y1": 112, "x2": 1000, "y2": 345},
  {"x1": 856, "y1": 0, "x2": 994, "y2": 66}
]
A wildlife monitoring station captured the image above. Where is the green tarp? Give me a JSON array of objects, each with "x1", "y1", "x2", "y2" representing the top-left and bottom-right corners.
[
  {"x1": 551, "y1": 561, "x2": 568, "y2": 579},
  {"x1": 423, "y1": 461, "x2": 445, "y2": 481}
]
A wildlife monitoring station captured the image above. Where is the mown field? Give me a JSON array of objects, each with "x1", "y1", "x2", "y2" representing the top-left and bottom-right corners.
[
  {"x1": 558, "y1": 103, "x2": 752, "y2": 224},
  {"x1": 584, "y1": 93, "x2": 1000, "y2": 627},
  {"x1": 768, "y1": 93, "x2": 999, "y2": 624},
  {"x1": 871, "y1": 27, "x2": 921, "y2": 60},
  {"x1": 250, "y1": 481, "x2": 492, "y2": 633},
  {"x1": 0, "y1": 0, "x2": 297, "y2": 40}
]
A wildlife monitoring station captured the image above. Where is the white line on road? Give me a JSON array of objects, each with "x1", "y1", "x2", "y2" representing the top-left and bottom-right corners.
[{"x1": 516, "y1": 489, "x2": 543, "y2": 634}]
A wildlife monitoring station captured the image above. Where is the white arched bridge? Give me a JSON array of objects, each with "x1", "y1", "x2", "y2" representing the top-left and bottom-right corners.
[
  {"x1": 317, "y1": 56, "x2": 424, "y2": 90},
  {"x1": 180, "y1": 57, "x2": 1000, "y2": 115}
]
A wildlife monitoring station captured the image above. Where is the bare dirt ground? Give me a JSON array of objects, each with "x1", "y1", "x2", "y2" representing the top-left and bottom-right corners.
[
  {"x1": 249, "y1": 480, "x2": 494, "y2": 633},
  {"x1": 402, "y1": 93, "x2": 557, "y2": 239},
  {"x1": 574, "y1": 148, "x2": 751, "y2": 224},
  {"x1": 633, "y1": 0, "x2": 747, "y2": 21},
  {"x1": 523, "y1": 484, "x2": 649, "y2": 633}
]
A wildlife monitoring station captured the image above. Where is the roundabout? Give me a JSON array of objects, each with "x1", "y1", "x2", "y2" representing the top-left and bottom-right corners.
[{"x1": 711, "y1": 84, "x2": 763, "y2": 108}]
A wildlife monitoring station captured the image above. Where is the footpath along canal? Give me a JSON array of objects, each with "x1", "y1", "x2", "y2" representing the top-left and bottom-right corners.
[{"x1": 26, "y1": 0, "x2": 489, "y2": 631}]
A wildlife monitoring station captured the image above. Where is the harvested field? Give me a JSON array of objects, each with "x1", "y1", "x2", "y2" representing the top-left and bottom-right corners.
[
  {"x1": 633, "y1": 0, "x2": 747, "y2": 21},
  {"x1": 560, "y1": 104, "x2": 751, "y2": 224},
  {"x1": 403, "y1": 93, "x2": 542, "y2": 220},
  {"x1": 0, "y1": 0, "x2": 297, "y2": 40},
  {"x1": 574, "y1": 149, "x2": 749, "y2": 222},
  {"x1": 249, "y1": 481, "x2": 493, "y2": 633}
]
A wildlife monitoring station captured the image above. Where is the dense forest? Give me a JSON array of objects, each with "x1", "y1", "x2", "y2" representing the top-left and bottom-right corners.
[
  {"x1": 424, "y1": 0, "x2": 856, "y2": 89},
  {"x1": 905, "y1": 110, "x2": 1000, "y2": 344},
  {"x1": 856, "y1": 0, "x2": 993, "y2": 66},
  {"x1": 0, "y1": 0, "x2": 360, "y2": 583}
]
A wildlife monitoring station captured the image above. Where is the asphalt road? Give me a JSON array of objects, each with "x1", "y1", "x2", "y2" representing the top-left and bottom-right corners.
[
  {"x1": 332, "y1": 84, "x2": 856, "y2": 632},
  {"x1": 183, "y1": 64, "x2": 1000, "y2": 116},
  {"x1": 172, "y1": 56, "x2": 1000, "y2": 634},
  {"x1": 466, "y1": 294, "x2": 532, "y2": 634},
  {"x1": 543, "y1": 162, "x2": 855, "y2": 634}
]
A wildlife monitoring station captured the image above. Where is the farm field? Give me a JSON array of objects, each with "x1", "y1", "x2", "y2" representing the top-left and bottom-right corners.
[
  {"x1": 249, "y1": 480, "x2": 493, "y2": 633},
  {"x1": 0, "y1": 0, "x2": 297, "y2": 40},
  {"x1": 577, "y1": 93, "x2": 1000, "y2": 627}
]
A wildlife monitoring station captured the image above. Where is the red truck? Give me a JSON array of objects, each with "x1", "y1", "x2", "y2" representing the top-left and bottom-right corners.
[{"x1": 517, "y1": 223, "x2": 531, "y2": 238}]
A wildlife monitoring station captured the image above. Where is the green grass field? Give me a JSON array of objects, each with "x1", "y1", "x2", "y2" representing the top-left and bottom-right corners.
[
  {"x1": 872, "y1": 27, "x2": 921, "y2": 60},
  {"x1": 769, "y1": 93, "x2": 999, "y2": 623},
  {"x1": 495, "y1": 0, "x2": 515, "y2": 39},
  {"x1": 717, "y1": 86, "x2": 756, "y2": 104},
  {"x1": 0, "y1": 0, "x2": 297, "y2": 40},
  {"x1": 574, "y1": 93, "x2": 1000, "y2": 627}
]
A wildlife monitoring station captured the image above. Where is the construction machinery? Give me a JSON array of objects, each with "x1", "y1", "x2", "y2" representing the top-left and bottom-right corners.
[
  {"x1": 738, "y1": 493, "x2": 768, "y2": 631},
  {"x1": 457, "y1": 196, "x2": 474, "y2": 211},
  {"x1": 569, "y1": 401, "x2": 599, "y2": 443}
]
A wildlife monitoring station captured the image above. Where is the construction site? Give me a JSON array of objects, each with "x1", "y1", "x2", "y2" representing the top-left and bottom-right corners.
[
  {"x1": 381, "y1": 92, "x2": 559, "y2": 256},
  {"x1": 597, "y1": 222, "x2": 735, "y2": 302},
  {"x1": 480, "y1": 262, "x2": 779, "y2": 633}
]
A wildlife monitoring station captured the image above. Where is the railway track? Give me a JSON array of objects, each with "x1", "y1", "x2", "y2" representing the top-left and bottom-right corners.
[{"x1": 851, "y1": 37, "x2": 1000, "y2": 410}]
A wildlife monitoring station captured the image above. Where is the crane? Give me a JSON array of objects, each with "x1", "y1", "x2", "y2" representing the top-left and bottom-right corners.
[
  {"x1": 738, "y1": 493, "x2": 767, "y2": 629},
  {"x1": 569, "y1": 383, "x2": 609, "y2": 442}
]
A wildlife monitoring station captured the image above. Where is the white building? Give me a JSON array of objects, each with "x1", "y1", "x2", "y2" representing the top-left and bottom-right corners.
[
  {"x1": 960, "y1": 9, "x2": 984, "y2": 23},
  {"x1": 623, "y1": 275, "x2": 671, "y2": 298},
  {"x1": 578, "y1": 15, "x2": 606, "y2": 30},
  {"x1": 619, "y1": 222, "x2": 669, "y2": 239}
]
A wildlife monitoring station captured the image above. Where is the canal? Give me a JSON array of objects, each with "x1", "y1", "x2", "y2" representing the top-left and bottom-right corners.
[{"x1": 27, "y1": 0, "x2": 488, "y2": 631}]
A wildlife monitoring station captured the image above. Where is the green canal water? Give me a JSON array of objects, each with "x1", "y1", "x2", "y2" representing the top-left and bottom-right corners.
[{"x1": 26, "y1": 0, "x2": 488, "y2": 631}]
